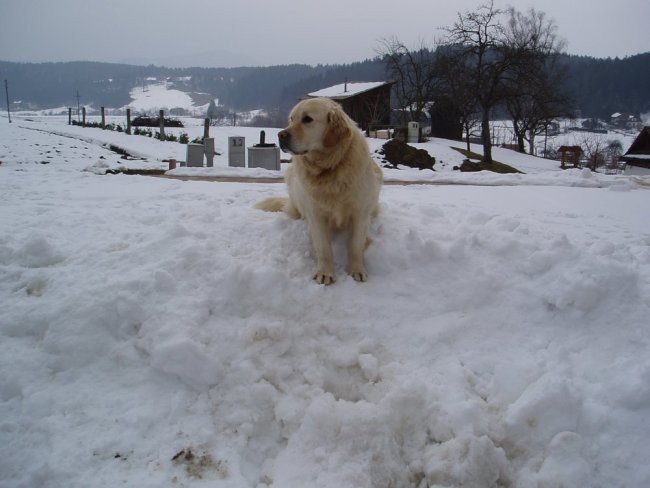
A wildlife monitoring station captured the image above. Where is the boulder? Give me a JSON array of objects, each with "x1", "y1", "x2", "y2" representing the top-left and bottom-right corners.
[{"x1": 378, "y1": 139, "x2": 435, "y2": 171}]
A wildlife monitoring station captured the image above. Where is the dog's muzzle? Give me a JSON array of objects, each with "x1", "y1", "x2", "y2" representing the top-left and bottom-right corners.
[{"x1": 278, "y1": 130, "x2": 293, "y2": 153}]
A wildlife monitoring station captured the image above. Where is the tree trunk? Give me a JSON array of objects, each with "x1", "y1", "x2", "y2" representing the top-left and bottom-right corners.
[
  {"x1": 516, "y1": 134, "x2": 525, "y2": 153},
  {"x1": 511, "y1": 120, "x2": 526, "y2": 153},
  {"x1": 528, "y1": 135, "x2": 535, "y2": 155},
  {"x1": 481, "y1": 111, "x2": 493, "y2": 164}
]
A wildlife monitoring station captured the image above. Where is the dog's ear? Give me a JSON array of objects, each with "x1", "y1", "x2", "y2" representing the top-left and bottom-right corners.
[{"x1": 323, "y1": 108, "x2": 351, "y2": 148}]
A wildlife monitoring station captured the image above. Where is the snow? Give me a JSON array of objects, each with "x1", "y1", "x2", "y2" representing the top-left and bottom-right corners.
[
  {"x1": 1, "y1": 116, "x2": 650, "y2": 488},
  {"x1": 308, "y1": 82, "x2": 388, "y2": 99},
  {"x1": 126, "y1": 82, "x2": 197, "y2": 113}
]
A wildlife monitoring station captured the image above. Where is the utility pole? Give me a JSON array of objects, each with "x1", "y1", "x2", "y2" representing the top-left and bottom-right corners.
[{"x1": 4, "y1": 79, "x2": 11, "y2": 123}]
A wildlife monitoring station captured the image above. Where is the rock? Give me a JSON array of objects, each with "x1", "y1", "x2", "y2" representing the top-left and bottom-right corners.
[
  {"x1": 378, "y1": 139, "x2": 435, "y2": 171},
  {"x1": 458, "y1": 159, "x2": 483, "y2": 172}
]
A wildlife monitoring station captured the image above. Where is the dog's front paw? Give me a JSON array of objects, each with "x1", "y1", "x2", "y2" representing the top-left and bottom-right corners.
[
  {"x1": 347, "y1": 265, "x2": 368, "y2": 282},
  {"x1": 313, "y1": 270, "x2": 336, "y2": 285},
  {"x1": 349, "y1": 270, "x2": 368, "y2": 282}
]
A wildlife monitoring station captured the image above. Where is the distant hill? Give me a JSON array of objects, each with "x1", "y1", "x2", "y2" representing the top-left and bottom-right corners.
[{"x1": 1, "y1": 53, "x2": 648, "y2": 118}]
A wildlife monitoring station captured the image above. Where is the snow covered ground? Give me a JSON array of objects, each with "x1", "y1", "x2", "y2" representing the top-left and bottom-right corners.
[{"x1": 1, "y1": 117, "x2": 650, "y2": 487}]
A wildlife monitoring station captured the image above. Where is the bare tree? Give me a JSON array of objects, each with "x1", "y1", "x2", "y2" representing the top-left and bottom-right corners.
[
  {"x1": 364, "y1": 94, "x2": 391, "y2": 132},
  {"x1": 442, "y1": 1, "x2": 512, "y2": 164},
  {"x1": 377, "y1": 37, "x2": 438, "y2": 124},
  {"x1": 502, "y1": 7, "x2": 571, "y2": 154},
  {"x1": 435, "y1": 47, "x2": 480, "y2": 151},
  {"x1": 505, "y1": 65, "x2": 571, "y2": 154},
  {"x1": 573, "y1": 133, "x2": 608, "y2": 171},
  {"x1": 441, "y1": 2, "x2": 572, "y2": 163}
]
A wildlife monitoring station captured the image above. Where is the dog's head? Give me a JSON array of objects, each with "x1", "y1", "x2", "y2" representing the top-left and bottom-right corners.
[{"x1": 278, "y1": 98, "x2": 352, "y2": 156}]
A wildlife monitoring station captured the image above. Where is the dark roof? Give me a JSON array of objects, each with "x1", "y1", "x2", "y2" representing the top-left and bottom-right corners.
[
  {"x1": 558, "y1": 145, "x2": 583, "y2": 153},
  {"x1": 305, "y1": 81, "x2": 395, "y2": 100},
  {"x1": 624, "y1": 126, "x2": 650, "y2": 156}
]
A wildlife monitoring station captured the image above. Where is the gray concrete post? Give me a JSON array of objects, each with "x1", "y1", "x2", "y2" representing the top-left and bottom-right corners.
[{"x1": 204, "y1": 137, "x2": 214, "y2": 167}]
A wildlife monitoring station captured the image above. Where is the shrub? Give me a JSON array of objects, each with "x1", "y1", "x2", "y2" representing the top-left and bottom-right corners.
[{"x1": 179, "y1": 132, "x2": 189, "y2": 144}]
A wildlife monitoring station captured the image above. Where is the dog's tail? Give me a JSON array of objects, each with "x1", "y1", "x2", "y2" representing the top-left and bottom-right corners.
[
  {"x1": 255, "y1": 197, "x2": 287, "y2": 212},
  {"x1": 254, "y1": 197, "x2": 302, "y2": 219}
]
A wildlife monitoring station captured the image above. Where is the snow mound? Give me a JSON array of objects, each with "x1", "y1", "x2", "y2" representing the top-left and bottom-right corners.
[{"x1": 1, "y1": 120, "x2": 649, "y2": 487}]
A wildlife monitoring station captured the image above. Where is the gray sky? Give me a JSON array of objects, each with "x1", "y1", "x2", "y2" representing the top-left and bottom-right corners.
[{"x1": 1, "y1": 0, "x2": 648, "y2": 67}]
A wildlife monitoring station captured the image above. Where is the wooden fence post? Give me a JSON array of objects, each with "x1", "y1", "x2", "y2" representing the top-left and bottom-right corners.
[
  {"x1": 68, "y1": 107, "x2": 72, "y2": 125},
  {"x1": 159, "y1": 109, "x2": 165, "y2": 141},
  {"x1": 101, "y1": 107, "x2": 105, "y2": 129},
  {"x1": 82, "y1": 107, "x2": 86, "y2": 127},
  {"x1": 126, "y1": 108, "x2": 131, "y2": 134},
  {"x1": 204, "y1": 118, "x2": 210, "y2": 139}
]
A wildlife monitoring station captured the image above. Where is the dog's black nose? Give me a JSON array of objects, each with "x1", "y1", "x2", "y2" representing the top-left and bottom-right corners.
[{"x1": 278, "y1": 130, "x2": 291, "y2": 152}]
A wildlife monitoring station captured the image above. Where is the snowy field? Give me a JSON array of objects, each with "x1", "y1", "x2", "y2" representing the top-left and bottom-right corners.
[{"x1": 1, "y1": 117, "x2": 650, "y2": 487}]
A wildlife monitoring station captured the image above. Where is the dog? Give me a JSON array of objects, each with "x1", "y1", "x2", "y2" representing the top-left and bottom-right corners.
[{"x1": 255, "y1": 97, "x2": 382, "y2": 284}]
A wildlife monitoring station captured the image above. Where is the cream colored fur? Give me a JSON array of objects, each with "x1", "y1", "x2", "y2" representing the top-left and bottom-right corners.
[{"x1": 255, "y1": 97, "x2": 382, "y2": 284}]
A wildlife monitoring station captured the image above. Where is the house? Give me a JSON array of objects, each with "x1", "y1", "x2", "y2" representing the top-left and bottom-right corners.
[
  {"x1": 610, "y1": 112, "x2": 641, "y2": 131},
  {"x1": 305, "y1": 81, "x2": 395, "y2": 131},
  {"x1": 620, "y1": 126, "x2": 650, "y2": 175}
]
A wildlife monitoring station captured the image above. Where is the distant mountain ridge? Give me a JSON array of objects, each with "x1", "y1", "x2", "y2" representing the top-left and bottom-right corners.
[{"x1": 1, "y1": 52, "x2": 648, "y2": 118}]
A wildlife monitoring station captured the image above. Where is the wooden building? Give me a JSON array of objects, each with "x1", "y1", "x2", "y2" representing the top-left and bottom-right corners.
[
  {"x1": 620, "y1": 126, "x2": 650, "y2": 175},
  {"x1": 305, "y1": 81, "x2": 395, "y2": 131},
  {"x1": 558, "y1": 146, "x2": 583, "y2": 169}
]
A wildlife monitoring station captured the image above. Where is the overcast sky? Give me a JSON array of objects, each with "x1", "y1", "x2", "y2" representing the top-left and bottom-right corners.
[{"x1": 1, "y1": 0, "x2": 648, "y2": 68}]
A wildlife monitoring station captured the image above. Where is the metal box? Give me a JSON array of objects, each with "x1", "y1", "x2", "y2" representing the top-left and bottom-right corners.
[
  {"x1": 248, "y1": 146, "x2": 281, "y2": 171},
  {"x1": 228, "y1": 136, "x2": 245, "y2": 167},
  {"x1": 186, "y1": 143, "x2": 204, "y2": 167}
]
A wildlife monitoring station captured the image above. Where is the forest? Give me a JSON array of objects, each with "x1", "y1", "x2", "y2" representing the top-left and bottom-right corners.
[{"x1": 1, "y1": 51, "x2": 648, "y2": 119}]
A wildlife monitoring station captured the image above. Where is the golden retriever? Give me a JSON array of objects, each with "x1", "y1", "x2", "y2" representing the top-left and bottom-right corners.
[{"x1": 255, "y1": 97, "x2": 382, "y2": 284}]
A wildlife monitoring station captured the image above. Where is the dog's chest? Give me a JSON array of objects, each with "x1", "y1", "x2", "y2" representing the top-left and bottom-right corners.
[{"x1": 310, "y1": 184, "x2": 357, "y2": 229}]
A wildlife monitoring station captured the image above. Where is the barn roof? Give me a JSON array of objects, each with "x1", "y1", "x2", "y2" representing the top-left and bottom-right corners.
[
  {"x1": 620, "y1": 127, "x2": 650, "y2": 168},
  {"x1": 307, "y1": 81, "x2": 394, "y2": 100},
  {"x1": 624, "y1": 126, "x2": 650, "y2": 156}
]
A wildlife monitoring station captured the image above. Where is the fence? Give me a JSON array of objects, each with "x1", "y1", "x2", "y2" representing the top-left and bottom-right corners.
[{"x1": 68, "y1": 107, "x2": 213, "y2": 143}]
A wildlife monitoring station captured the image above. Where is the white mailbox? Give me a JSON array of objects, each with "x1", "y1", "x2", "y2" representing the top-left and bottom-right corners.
[{"x1": 407, "y1": 122, "x2": 420, "y2": 143}]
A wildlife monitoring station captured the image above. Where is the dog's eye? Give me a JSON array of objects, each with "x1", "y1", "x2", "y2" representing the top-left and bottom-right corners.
[{"x1": 301, "y1": 115, "x2": 313, "y2": 124}]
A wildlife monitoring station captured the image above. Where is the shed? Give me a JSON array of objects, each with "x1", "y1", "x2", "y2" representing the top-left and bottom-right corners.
[
  {"x1": 305, "y1": 81, "x2": 395, "y2": 131},
  {"x1": 620, "y1": 126, "x2": 650, "y2": 176},
  {"x1": 558, "y1": 146, "x2": 583, "y2": 169}
]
